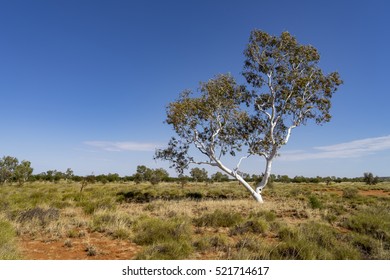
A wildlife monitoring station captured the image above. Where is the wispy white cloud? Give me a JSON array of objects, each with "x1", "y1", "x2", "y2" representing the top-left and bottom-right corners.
[
  {"x1": 84, "y1": 141, "x2": 161, "y2": 152},
  {"x1": 279, "y1": 135, "x2": 390, "y2": 161}
]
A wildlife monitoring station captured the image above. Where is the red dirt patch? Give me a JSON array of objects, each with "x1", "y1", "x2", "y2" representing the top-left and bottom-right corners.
[
  {"x1": 18, "y1": 231, "x2": 142, "y2": 260},
  {"x1": 317, "y1": 189, "x2": 389, "y2": 197},
  {"x1": 359, "y1": 190, "x2": 389, "y2": 197}
]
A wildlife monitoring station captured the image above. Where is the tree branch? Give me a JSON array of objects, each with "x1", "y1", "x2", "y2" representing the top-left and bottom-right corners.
[
  {"x1": 283, "y1": 125, "x2": 296, "y2": 145},
  {"x1": 234, "y1": 154, "x2": 252, "y2": 174}
]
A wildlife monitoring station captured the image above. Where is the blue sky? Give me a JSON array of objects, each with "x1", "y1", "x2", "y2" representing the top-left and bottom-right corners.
[{"x1": 1, "y1": 0, "x2": 389, "y2": 178}]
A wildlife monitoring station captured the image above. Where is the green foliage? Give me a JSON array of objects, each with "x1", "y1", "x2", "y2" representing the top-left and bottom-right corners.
[
  {"x1": 0, "y1": 218, "x2": 19, "y2": 260},
  {"x1": 342, "y1": 187, "x2": 359, "y2": 199},
  {"x1": 133, "y1": 216, "x2": 192, "y2": 245},
  {"x1": 211, "y1": 172, "x2": 229, "y2": 182},
  {"x1": 133, "y1": 165, "x2": 169, "y2": 185},
  {"x1": 194, "y1": 209, "x2": 243, "y2": 227},
  {"x1": 232, "y1": 236, "x2": 271, "y2": 259},
  {"x1": 343, "y1": 208, "x2": 390, "y2": 243},
  {"x1": 0, "y1": 156, "x2": 19, "y2": 184},
  {"x1": 249, "y1": 210, "x2": 276, "y2": 222},
  {"x1": 78, "y1": 196, "x2": 117, "y2": 215},
  {"x1": 91, "y1": 210, "x2": 133, "y2": 235},
  {"x1": 308, "y1": 195, "x2": 323, "y2": 209},
  {"x1": 275, "y1": 222, "x2": 360, "y2": 260},
  {"x1": 155, "y1": 30, "x2": 342, "y2": 203},
  {"x1": 350, "y1": 233, "x2": 385, "y2": 259},
  {"x1": 230, "y1": 218, "x2": 269, "y2": 235},
  {"x1": 135, "y1": 239, "x2": 193, "y2": 260},
  {"x1": 133, "y1": 217, "x2": 193, "y2": 259},
  {"x1": 0, "y1": 156, "x2": 33, "y2": 185},
  {"x1": 0, "y1": 219, "x2": 15, "y2": 247},
  {"x1": 190, "y1": 167, "x2": 208, "y2": 182},
  {"x1": 363, "y1": 172, "x2": 379, "y2": 185},
  {"x1": 0, "y1": 181, "x2": 389, "y2": 260}
]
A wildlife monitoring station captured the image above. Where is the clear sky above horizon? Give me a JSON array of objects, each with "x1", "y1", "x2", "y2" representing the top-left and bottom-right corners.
[{"x1": 1, "y1": 0, "x2": 389, "y2": 178}]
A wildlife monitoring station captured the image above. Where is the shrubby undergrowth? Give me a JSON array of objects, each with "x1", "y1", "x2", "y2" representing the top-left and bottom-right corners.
[{"x1": 0, "y1": 181, "x2": 389, "y2": 259}]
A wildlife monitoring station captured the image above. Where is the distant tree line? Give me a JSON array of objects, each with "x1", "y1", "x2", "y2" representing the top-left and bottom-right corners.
[
  {"x1": 0, "y1": 155, "x2": 386, "y2": 186},
  {"x1": 0, "y1": 156, "x2": 33, "y2": 186}
]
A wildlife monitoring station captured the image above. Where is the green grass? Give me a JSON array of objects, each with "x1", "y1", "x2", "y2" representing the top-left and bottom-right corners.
[
  {"x1": 0, "y1": 180, "x2": 389, "y2": 260},
  {"x1": 0, "y1": 217, "x2": 20, "y2": 259},
  {"x1": 132, "y1": 216, "x2": 194, "y2": 259},
  {"x1": 193, "y1": 209, "x2": 243, "y2": 227},
  {"x1": 133, "y1": 216, "x2": 192, "y2": 245}
]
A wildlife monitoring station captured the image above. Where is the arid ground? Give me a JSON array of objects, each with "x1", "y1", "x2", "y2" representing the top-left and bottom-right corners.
[{"x1": 1, "y1": 181, "x2": 389, "y2": 260}]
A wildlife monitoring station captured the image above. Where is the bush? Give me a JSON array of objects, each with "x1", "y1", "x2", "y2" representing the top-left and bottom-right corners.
[
  {"x1": 249, "y1": 210, "x2": 276, "y2": 222},
  {"x1": 230, "y1": 218, "x2": 269, "y2": 235},
  {"x1": 193, "y1": 210, "x2": 243, "y2": 227},
  {"x1": 277, "y1": 225, "x2": 298, "y2": 241},
  {"x1": 18, "y1": 207, "x2": 59, "y2": 226},
  {"x1": 343, "y1": 209, "x2": 390, "y2": 243},
  {"x1": 186, "y1": 192, "x2": 203, "y2": 201},
  {"x1": 351, "y1": 233, "x2": 383, "y2": 259},
  {"x1": 363, "y1": 172, "x2": 379, "y2": 185},
  {"x1": 275, "y1": 222, "x2": 361, "y2": 259},
  {"x1": 133, "y1": 216, "x2": 192, "y2": 245},
  {"x1": 135, "y1": 239, "x2": 193, "y2": 260},
  {"x1": 0, "y1": 218, "x2": 19, "y2": 260},
  {"x1": 342, "y1": 187, "x2": 359, "y2": 199},
  {"x1": 91, "y1": 210, "x2": 133, "y2": 237},
  {"x1": 308, "y1": 195, "x2": 323, "y2": 209},
  {"x1": 79, "y1": 197, "x2": 116, "y2": 214}
]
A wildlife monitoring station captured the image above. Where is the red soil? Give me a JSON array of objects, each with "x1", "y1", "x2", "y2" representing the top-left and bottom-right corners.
[{"x1": 18, "y1": 231, "x2": 141, "y2": 260}]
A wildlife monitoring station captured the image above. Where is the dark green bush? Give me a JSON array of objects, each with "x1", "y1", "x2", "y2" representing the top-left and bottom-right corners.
[
  {"x1": 18, "y1": 207, "x2": 59, "y2": 226},
  {"x1": 308, "y1": 195, "x2": 323, "y2": 209}
]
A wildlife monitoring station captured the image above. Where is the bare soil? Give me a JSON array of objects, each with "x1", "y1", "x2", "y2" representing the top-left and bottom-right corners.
[
  {"x1": 18, "y1": 231, "x2": 141, "y2": 260},
  {"x1": 317, "y1": 189, "x2": 389, "y2": 197}
]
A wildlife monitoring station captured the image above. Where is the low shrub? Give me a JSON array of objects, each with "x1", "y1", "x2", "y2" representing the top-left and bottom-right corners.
[
  {"x1": 91, "y1": 210, "x2": 133, "y2": 238},
  {"x1": 275, "y1": 222, "x2": 361, "y2": 259},
  {"x1": 351, "y1": 233, "x2": 382, "y2": 259},
  {"x1": 78, "y1": 198, "x2": 116, "y2": 215},
  {"x1": 272, "y1": 238, "x2": 318, "y2": 260},
  {"x1": 193, "y1": 210, "x2": 243, "y2": 227},
  {"x1": 230, "y1": 218, "x2": 269, "y2": 235},
  {"x1": 135, "y1": 239, "x2": 193, "y2": 260},
  {"x1": 342, "y1": 187, "x2": 359, "y2": 199},
  {"x1": 249, "y1": 210, "x2": 276, "y2": 222},
  {"x1": 233, "y1": 236, "x2": 273, "y2": 260},
  {"x1": 133, "y1": 216, "x2": 192, "y2": 245},
  {"x1": 186, "y1": 192, "x2": 203, "y2": 201},
  {"x1": 277, "y1": 225, "x2": 298, "y2": 241},
  {"x1": 0, "y1": 218, "x2": 19, "y2": 260},
  {"x1": 18, "y1": 207, "x2": 59, "y2": 226},
  {"x1": 308, "y1": 195, "x2": 323, "y2": 209},
  {"x1": 343, "y1": 209, "x2": 390, "y2": 243}
]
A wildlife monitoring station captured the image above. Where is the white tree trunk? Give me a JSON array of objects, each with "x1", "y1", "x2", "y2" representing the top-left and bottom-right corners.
[
  {"x1": 211, "y1": 157, "x2": 264, "y2": 203},
  {"x1": 235, "y1": 174, "x2": 264, "y2": 203},
  {"x1": 256, "y1": 158, "x2": 273, "y2": 194},
  {"x1": 255, "y1": 147, "x2": 277, "y2": 195}
]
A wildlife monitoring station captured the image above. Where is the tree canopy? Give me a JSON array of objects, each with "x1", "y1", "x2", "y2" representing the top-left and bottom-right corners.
[{"x1": 155, "y1": 30, "x2": 342, "y2": 203}]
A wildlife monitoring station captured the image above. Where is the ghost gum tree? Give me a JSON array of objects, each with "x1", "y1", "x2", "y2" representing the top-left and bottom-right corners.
[{"x1": 155, "y1": 30, "x2": 342, "y2": 203}]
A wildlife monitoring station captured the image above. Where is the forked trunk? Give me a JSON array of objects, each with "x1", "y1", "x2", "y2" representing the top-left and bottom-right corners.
[
  {"x1": 235, "y1": 174, "x2": 264, "y2": 203},
  {"x1": 255, "y1": 150, "x2": 277, "y2": 196},
  {"x1": 213, "y1": 158, "x2": 264, "y2": 203}
]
